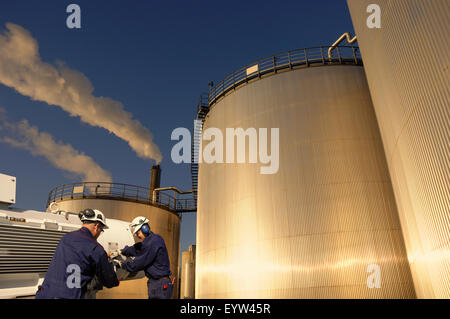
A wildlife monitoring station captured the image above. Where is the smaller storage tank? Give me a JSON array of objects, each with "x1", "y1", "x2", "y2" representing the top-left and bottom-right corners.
[{"x1": 180, "y1": 245, "x2": 196, "y2": 299}]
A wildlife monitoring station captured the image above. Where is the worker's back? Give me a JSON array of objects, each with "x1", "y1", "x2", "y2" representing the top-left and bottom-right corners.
[
  {"x1": 35, "y1": 227, "x2": 118, "y2": 299},
  {"x1": 121, "y1": 231, "x2": 171, "y2": 279}
]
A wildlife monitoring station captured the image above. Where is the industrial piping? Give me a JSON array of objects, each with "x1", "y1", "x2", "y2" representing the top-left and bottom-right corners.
[
  {"x1": 328, "y1": 32, "x2": 357, "y2": 58},
  {"x1": 152, "y1": 187, "x2": 193, "y2": 204}
]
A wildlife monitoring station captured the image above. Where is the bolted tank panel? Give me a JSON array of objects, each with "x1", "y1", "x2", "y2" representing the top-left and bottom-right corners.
[
  {"x1": 347, "y1": 0, "x2": 450, "y2": 298},
  {"x1": 196, "y1": 64, "x2": 416, "y2": 298},
  {"x1": 52, "y1": 198, "x2": 181, "y2": 299}
]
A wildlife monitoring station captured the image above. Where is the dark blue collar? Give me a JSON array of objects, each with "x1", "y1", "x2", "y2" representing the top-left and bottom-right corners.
[
  {"x1": 79, "y1": 226, "x2": 95, "y2": 239},
  {"x1": 143, "y1": 231, "x2": 154, "y2": 243}
]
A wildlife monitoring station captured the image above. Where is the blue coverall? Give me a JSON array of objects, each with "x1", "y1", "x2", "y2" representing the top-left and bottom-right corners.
[
  {"x1": 121, "y1": 231, "x2": 173, "y2": 299},
  {"x1": 35, "y1": 227, "x2": 119, "y2": 299}
]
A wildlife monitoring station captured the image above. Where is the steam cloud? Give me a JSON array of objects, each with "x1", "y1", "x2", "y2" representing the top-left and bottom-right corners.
[
  {"x1": 0, "y1": 23, "x2": 162, "y2": 163},
  {"x1": 0, "y1": 110, "x2": 112, "y2": 183}
]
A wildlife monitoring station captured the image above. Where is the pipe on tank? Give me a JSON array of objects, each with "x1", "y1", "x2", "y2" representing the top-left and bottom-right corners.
[
  {"x1": 152, "y1": 187, "x2": 193, "y2": 203},
  {"x1": 48, "y1": 201, "x2": 79, "y2": 220},
  {"x1": 328, "y1": 32, "x2": 357, "y2": 58}
]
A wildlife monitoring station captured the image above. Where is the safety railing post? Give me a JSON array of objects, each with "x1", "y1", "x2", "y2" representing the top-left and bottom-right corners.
[
  {"x1": 48, "y1": 191, "x2": 52, "y2": 207},
  {"x1": 173, "y1": 189, "x2": 177, "y2": 211},
  {"x1": 304, "y1": 49, "x2": 308, "y2": 66},
  {"x1": 288, "y1": 51, "x2": 292, "y2": 69},
  {"x1": 208, "y1": 83, "x2": 212, "y2": 105},
  {"x1": 258, "y1": 59, "x2": 261, "y2": 78}
]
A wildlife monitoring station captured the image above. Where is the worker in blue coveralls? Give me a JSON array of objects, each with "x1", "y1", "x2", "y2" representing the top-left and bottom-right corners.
[
  {"x1": 35, "y1": 209, "x2": 119, "y2": 299},
  {"x1": 118, "y1": 216, "x2": 173, "y2": 299}
]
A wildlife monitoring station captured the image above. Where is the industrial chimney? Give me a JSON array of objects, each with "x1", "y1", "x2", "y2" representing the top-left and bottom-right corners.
[{"x1": 149, "y1": 165, "x2": 161, "y2": 202}]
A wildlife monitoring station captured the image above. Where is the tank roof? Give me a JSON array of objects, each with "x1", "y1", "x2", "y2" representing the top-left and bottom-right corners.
[
  {"x1": 47, "y1": 182, "x2": 196, "y2": 214},
  {"x1": 207, "y1": 46, "x2": 362, "y2": 107}
]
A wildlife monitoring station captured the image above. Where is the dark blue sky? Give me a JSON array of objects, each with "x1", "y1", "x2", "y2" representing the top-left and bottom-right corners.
[{"x1": 0, "y1": 0, "x2": 355, "y2": 252}]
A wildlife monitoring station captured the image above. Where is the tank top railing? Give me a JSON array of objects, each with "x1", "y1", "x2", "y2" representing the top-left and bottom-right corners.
[
  {"x1": 46, "y1": 182, "x2": 196, "y2": 214},
  {"x1": 208, "y1": 46, "x2": 361, "y2": 107}
]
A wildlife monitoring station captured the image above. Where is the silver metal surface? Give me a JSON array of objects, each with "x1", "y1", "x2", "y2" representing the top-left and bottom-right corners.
[
  {"x1": 54, "y1": 198, "x2": 181, "y2": 299},
  {"x1": 196, "y1": 64, "x2": 416, "y2": 298},
  {"x1": 347, "y1": 0, "x2": 450, "y2": 298},
  {"x1": 180, "y1": 245, "x2": 196, "y2": 299},
  {"x1": 0, "y1": 225, "x2": 65, "y2": 274}
]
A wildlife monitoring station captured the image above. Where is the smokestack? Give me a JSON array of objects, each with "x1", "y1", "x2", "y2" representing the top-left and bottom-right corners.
[{"x1": 149, "y1": 165, "x2": 161, "y2": 201}]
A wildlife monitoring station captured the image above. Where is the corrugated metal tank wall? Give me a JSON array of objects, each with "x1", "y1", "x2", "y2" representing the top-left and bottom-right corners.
[
  {"x1": 52, "y1": 199, "x2": 181, "y2": 299},
  {"x1": 180, "y1": 245, "x2": 196, "y2": 299},
  {"x1": 196, "y1": 64, "x2": 416, "y2": 298},
  {"x1": 347, "y1": 0, "x2": 449, "y2": 298}
]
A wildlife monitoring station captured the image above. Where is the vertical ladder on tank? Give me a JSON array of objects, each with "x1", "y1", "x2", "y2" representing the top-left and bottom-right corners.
[{"x1": 191, "y1": 94, "x2": 209, "y2": 206}]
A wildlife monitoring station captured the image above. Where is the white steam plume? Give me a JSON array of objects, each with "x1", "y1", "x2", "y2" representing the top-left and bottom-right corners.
[
  {"x1": 0, "y1": 110, "x2": 112, "y2": 183},
  {"x1": 0, "y1": 23, "x2": 162, "y2": 163}
]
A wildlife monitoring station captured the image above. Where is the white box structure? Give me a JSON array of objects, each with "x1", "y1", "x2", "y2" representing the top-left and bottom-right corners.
[
  {"x1": 246, "y1": 64, "x2": 258, "y2": 75},
  {"x1": 0, "y1": 173, "x2": 16, "y2": 204}
]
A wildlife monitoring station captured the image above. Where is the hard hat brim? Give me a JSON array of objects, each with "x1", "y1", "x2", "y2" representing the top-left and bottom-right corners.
[
  {"x1": 98, "y1": 220, "x2": 109, "y2": 229},
  {"x1": 81, "y1": 217, "x2": 109, "y2": 229},
  {"x1": 131, "y1": 224, "x2": 142, "y2": 234}
]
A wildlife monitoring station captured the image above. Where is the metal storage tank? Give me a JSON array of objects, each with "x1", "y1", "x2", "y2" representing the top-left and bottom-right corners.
[
  {"x1": 180, "y1": 245, "x2": 196, "y2": 299},
  {"x1": 347, "y1": 0, "x2": 450, "y2": 298},
  {"x1": 46, "y1": 182, "x2": 182, "y2": 299},
  {"x1": 195, "y1": 47, "x2": 416, "y2": 298}
]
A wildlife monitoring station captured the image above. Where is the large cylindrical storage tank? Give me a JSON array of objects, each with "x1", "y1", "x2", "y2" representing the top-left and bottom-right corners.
[
  {"x1": 47, "y1": 186, "x2": 181, "y2": 299},
  {"x1": 347, "y1": 0, "x2": 449, "y2": 298},
  {"x1": 196, "y1": 49, "x2": 416, "y2": 298}
]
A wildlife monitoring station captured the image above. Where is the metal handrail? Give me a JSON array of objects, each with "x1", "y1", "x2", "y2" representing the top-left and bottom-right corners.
[
  {"x1": 46, "y1": 182, "x2": 197, "y2": 214},
  {"x1": 328, "y1": 33, "x2": 357, "y2": 59},
  {"x1": 208, "y1": 46, "x2": 361, "y2": 107}
]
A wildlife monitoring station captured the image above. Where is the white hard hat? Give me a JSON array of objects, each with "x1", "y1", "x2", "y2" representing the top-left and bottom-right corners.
[
  {"x1": 130, "y1": 216, "x2": 149, "y2": 235},
  {"x1": 79, "y1": 208, "x2": 109, "y2": 229}
]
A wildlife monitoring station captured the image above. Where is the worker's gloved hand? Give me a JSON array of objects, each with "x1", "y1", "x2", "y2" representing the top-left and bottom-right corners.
[
  {"x1": 111, "y1": 252, "x2": 127, "y2": 269},
  {"x1": 108, "y1": 250, "x2": 121, "y2": 259},
  {"x1": 113, "y1": 259, "x2": 123, "y2": 269},
  {"x1": 121, "y1": 243, "x2": 142, "y2": 257}
]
